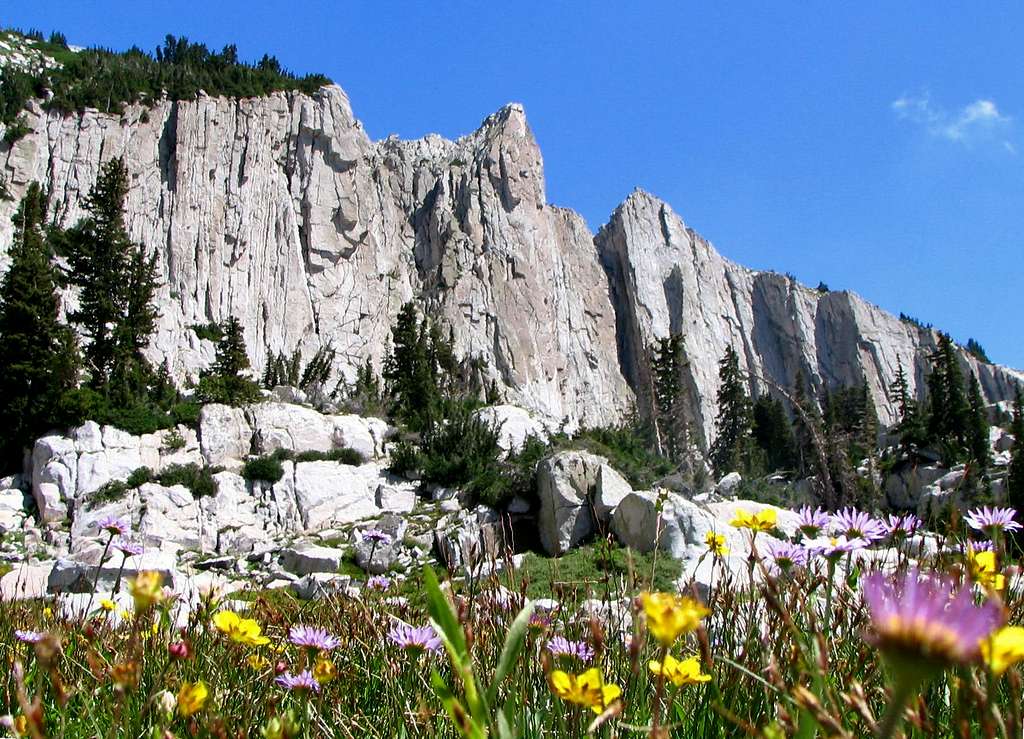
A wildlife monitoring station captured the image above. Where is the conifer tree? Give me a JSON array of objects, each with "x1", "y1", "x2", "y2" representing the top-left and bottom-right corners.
[
  {"x1": 0, "y1": 183, "x2": 78, "y2": 464},
  {"x1": 651, "y1": 333, "x2": 689, "y2": 462},
  {"x1": 197, "y1": 316, "x2": 260, "y2": 405},
  {"x1": 382, "y1": 302, "x2": 438, "y2": 430},
  {"x1": 752, "y1": 394, "x2": 797, "y2": 472},
  {"x1": 709, "y1": 346, "x2": 754, "y2": 477},
  {"x1": 925, "y1": 333, "x2": 970, "y2": 455},
  {"x1": 1008, "y1": 386, "x2": 1024, "y2": 518},
  {"x1": 889, "y1": 360, "x2": 911, "y2": 426},
  {"x1": 966, "y1": 372, "x2": 991, "y2": 470}
]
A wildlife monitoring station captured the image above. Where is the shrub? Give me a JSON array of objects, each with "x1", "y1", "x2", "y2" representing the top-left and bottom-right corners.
[
  {"x1": 157, "y1": 463, "x2": 217, "y2": 498},
  {"x1": 88, "y1": 480, "x2": 130, "y2": 508},
  {"x1": 2, "y1": 117, "x2": 31, "y2": 145},
  {"x1": 241, "y1": 455, "x2": 285, "y2": 484},
  {"x1": 419, "y1": 401, "x2": 506, "y2": 504},
  {"x1": 162, "y1": 428, "x2": 185, "y2": 451},
  {"x1": 169, "y1": 400, "x2": 201, "y2": 428},
  {"x1": 552, "y1": 424, "x2": 675, "y2": 489},
  {"x1": 126, "y1": 467, "x2": 154, "y2": 488},
  {"x1": 293, "y1": 447, "x2": 365, "y2": 466},
  {"x1": 388, "y1": 439, "x2": 421, "y2": 477},
  {"x1": 189, "y1": 322, "x2": 223, "y2": 342}
]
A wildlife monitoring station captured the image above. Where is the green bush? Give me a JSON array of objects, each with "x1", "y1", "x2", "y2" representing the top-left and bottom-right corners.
[
  {"x1": 126, "y1": 467, "x2": 154, "y2": 488},
  {"x1": 293, "y1": 447, "x2": 365, "y2": 465},
  {"x1": 2, "y1": 117, "x2": 31, "y2": 145},
  {"x1": 419, "y1": 401, "x2": 507, "y2": 505},
  {"x1": 388, "y1": 439, "x2": 421, "y2": 477},
  {"x1": 162, "y1": 428, "x2": 185, "y2": 451},
  {"x1": 88, "y1": 480, "x2": 130, "y2": 508},
  {"x1": 241, "y1": 455, "x2": 285, "y2": 484},
  {"x1": 170, "y1": 401, "x2": 202, "y2": 429},
  {"x1": 190, "y1": 322, "x2": 224, "y2": 342},
  {"x1": 551, "y1": 424, "x2": 675, "y2": 489},
  {"x1": 157, "y1": 463, "x2": 217, "y2": 498}
]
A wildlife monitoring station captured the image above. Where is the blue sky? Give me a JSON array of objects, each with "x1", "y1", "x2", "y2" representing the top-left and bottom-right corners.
[{"x1": 6, "y1": 2, "x2": 1022, "y2": 367}]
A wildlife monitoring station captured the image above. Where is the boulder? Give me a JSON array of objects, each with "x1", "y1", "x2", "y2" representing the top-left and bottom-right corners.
[
  {"x1": 280, "y1": 544, "x2": 346, "y2": 576},
  {"x1": 269, "y1": 385, "x2": 308, "y2": 405},
  {"x1": 293, "y1": 461, "x2": 376, "y2": 530},
  {"x1": 199, "y1": 404, "x2": 252, "y2": 466},
  {"x1": 202, "y1": 469, "x2": 301, "y2": 554},
  {"x1": 0, "y1": 563, "x2": 52, "y2": 601},
  {"x1": 31, "y1": 435, "x2": 78, "y2": 523},
  {"x1": 332, "y1": 415, "x2": 388, "y2": 460},
  {"x1": 47, "y1": 550, "x2": 179, "y2": 594},
  {"x1": 136, "y1": 484, "x2": 203, "y2": 552},
  {"x1": 250, "y1": 402, "x2": 337, "y2": 456},
  {"x1": 536, "y1": 450, "x2": 605, "y2": 555},
  {"x1": 593, "y1": 464, "x2": 632, "y2": 522},
  {"x1": 353, "y1": 536, "x2": 398, "y2": 575},
  {"x1": 991, "y1": 427, "x2": 1015, "y2": 453},
  {"x1": 884, "y1": 462, "x2": 945, "y2": 510},
  {"x1": 434, "y1": 505, "x2": 507, "y2": 572},
  {"x1": 291, "y1": 573, "x2": 352, "y2": 601},
  {"x1": 0, "y1": 487, "x2": 28, "y2": 533},
  {"x1": 375, "y1": 481, "x2": 418, "y2": 513},
  {"x1": 472, "y1": 405, "x2": 550, "y2": 454},
  {"x1": 716, "y1": 472, "x2": 742, "y2": 497}
]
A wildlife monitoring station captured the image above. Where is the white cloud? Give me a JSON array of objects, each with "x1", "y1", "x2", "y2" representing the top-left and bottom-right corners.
[{"x1": 892, "y1": 93, "x2": 1014, "y2": 150}]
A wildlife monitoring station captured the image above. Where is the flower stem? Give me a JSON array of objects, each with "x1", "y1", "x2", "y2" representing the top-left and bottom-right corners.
[{"x1": 876, "y1": 675, "x2": 920, "y2": 739}]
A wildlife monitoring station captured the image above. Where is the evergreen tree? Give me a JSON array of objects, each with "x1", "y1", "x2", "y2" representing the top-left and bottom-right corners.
[
  {"x1": 0, "y1": 183, "x2": 78, "y2": 465},
  {"x1": 651, "y1": 333, "x2": 689, "y2": 462},
  {"x1": 889, "y1": 360, "x2": 911, "y2": 426},
  {"x1": 709, "y1": 346, "x2": 754, "y2": 477},
  {"x1": 966, "y1": 372, "x2": 991, "y2": 470},
  {"x1": 197, "y1": 316, "x2": 260, "y2": 405},
  {"x1": 752, "y1": 394, "x2": 797, "y2": 472},
  {"x1": 382, "y1": 302, "x2": 438, "y2": 430},
  {"x1": 790, "y1": 368, "x2": 818, "y2": 477},
  {"x1": 925, "y1": 333, "x2": 971, "y2": 458},
  {"x1": 1008, "y1": 386, "x2": 1024, "y2": 519}
]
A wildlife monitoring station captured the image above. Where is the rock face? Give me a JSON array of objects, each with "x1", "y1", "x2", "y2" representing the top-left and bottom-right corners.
[
  {"x1": 536, "y1": 450, "x2": 609, "y2": 555},
  {"x1": 1, "y1": 86, "x2": 1020, "y2": 437}
]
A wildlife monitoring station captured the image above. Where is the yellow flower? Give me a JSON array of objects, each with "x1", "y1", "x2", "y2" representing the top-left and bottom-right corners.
[
  {"x1": 247, "y1": 653, "x2": 271, "y2": 671},
  {"x1": 705, "y1": 531, "x2": 729, "y2": 557},
  {"x1": 13, "y1": 715, "x2": 28, "y2": 736},
  {"x1": 313, "y1": 656, "x2": 337, "y2": 684},
  {"x1": 42, "y1": 606, "x2": 53, "y2": 620},
  {"x1": 648, "y1": 654, "x2": 712, "y2": 687},
  {"x1": 729, "y1": 507, "x2": 777, "y2": 533},
  {"x1": 177, "y1": 680, "x2": 208, "y2": 717},
  {"x1": 99, "y1": 598, "x2": 116, "y2": 612},
  {"x1": 981, "y1": 626, "x2": 1024, "y2": 676},
  {"x1": 968, "y1": 549, "x2": 1006, "y2": 592},
  {"x1": 119, "y1": 609, "x2": 134, "y2": 622},
  {"x1": 128, "y1": 571, "x2": 164, "y2": 610},
  {"x1": 549, "y1": 668, "x2": 621, "y2": 714},
  {"x1": 110, "y1": 661, "x2": 140, "y2": 690},
  {"x1": 212, "y1": 610, "x2": 271, "y2": 646},
  {"x1": 640, "y1": 592, "x2": 710, "y2": 647}
]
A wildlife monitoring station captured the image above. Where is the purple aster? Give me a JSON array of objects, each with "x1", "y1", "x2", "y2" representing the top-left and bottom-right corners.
[
  {"x1": 388, "y1": 623, "x2": 442, "y2": 654},
  {"x1": 367, "y1": 575, "x2": 391, "y2": 591},
  {"x1": 831, "y1": 507, "x2": 887, "y2": 542},
  {"x1": 963, "y1": 539, "x2": 994, "y2": 553},
  {"x1": 288, "y1": 625, "x2": 341, "y2": 650},
  {"x1": 964, "y1": 506, "x2": 1022, "y2": 534},
  {"x1": 14, "y1": 630, "x2": 44, "y2": 643},
  {"x1": 884, "y1": 514, "x2": 922, "y2": 538},
  {"x1": 274, "y1": 670, "x2": 321, "y2": 692},
  {"x1": 362, "y1": 529, "x2": 392, "y2": 545},
  {"x1": 96, "y1": 516, "x2": 130, "y2": 537},
  {"x1": 529, "y1": 612, "x2": 553, "y2": 631},
  {"x1": 546, "y1": 636, "x2": 595, "y2": 663},
  {"x1": 796, "y1": 506, "x2": 830, "y2": 537},
  {"x1": 803, "y1": 535, "x2": 869, "y2": 561},
  {"x1": 862, "y1": 568, "x2": 1002, "y2": 668},
  {"x1": 765, "y1": 540, "x2": 810, "y2": 572},
  {"x1": 112, "y1": 539, "x2": 144, "y2": 557}
]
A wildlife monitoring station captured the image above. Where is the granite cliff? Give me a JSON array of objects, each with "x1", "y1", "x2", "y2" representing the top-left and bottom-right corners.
[{"x1": 1, "y1": 84, "x2": 1020, "y2": 437}]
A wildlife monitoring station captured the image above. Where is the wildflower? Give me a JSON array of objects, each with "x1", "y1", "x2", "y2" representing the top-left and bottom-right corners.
[
  {"x1": 288, "y1": 625, "x2": 340, "y2": 651},
  {"x1": 546, "y1": 636, "x2": 595, "y2": 663},
  {"x1": 367, "y1": 575, "x2": 391, "y2": 590},
  {"x1": 967, "y1": 549, "x2": 1006, "y2": 592},
  {"x1": 388, "y1": 623, "x2": 442, "y2": 654},
  {"x1": 361, "y1": 529, "x2": 392, "y2": 545},
  {"x1": 177, "y1": 681, "x2": 208, "y2": 716},
  {"x1": 275, "y1": 670, "x2": 321, "y2": 692},
  {"x1": 99, "y1": 598, "x2": 116, "y2": 612},
  {"x1": 549, "y1": 668, "x2": 621, "y2": 714},
  {"x1": 14, "y1": 630, "x2": 44, "y2": 644},
  {"x1": 110, "y1": 661, "x2": 140, "y2": 690},
  {"x1": 803, "y1": 535, "x2": 868, "y2": 562},
  {"x1": 863, "y1": 568, "x2": 1002, "y2": 673},
  {"x1": 885, "y1": 513, "x2": 922, "y2": 538},
  {"x1": 730, "y1": 507, "x2": 777, "y2": 533},
  {"x1": 640, "y1": 592, "x2": 709, "y2": 647},
  {"x1": 168, "y1": 641, "x2": 190, "y2": 660},
  {"x1": 965, "y1": 506, "x2": 1022, "y2": 535},
  {"x1": 831, "y1": 507, "x2": 887, "y2": 542},
  {"x1": 796, "y1": 505, "x2": 830, "y2": 537},
  {"x1": 704, "y1": 530, "x2": 729, "y2": 557},
  {"x1": 42, "y1": 606, "x2": 52, "y2": 620},
  {"x1": 128, "y1": 571, "x2": 164, "y2": 610},
  {"x1": 248, "y1": 653, "x2": 271, "y2": 671},
  {"x1": 648, "y1": 654, "x2": 712, "y2": 687},
  {"x1": 980, "y1": 626, "x2": 1024, "y2": 676},
  {"x1": 213, "y1": 610, "x2": 271, "y2": 646},
  {"x1": 13, "y1": 716, "x2": 28, "y2": 736},
  {"x1": 313, "y1": 656, "x2": 337, "y2": 684},
  {"x1": 154, "y1": 689, "x2": 177, "y2": 721},
  {"x1": 96, "y1": 516, "x2": 130, "y2": 536},
  {"x1": 765, "y1": 540, "x2": 809, "y2": 572},
  {"x1": 529, "y1": 612, "x2": 553, "y2": 632},
  {"x1": 112, "y1": 540, "x2": 143, "y2": 557}
]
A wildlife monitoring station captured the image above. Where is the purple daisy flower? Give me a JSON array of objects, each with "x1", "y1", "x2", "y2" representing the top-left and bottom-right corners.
[
  {"x1": 367, "y1": 575, "x2": 391, "y2": 591},
  {"x1": 964, "y1": 506, "x2": 1022, "y2": 534},
  {"x1": 796, "y1": 506, "x2": 830, "y2": 537},
  {"x1": 963, "y1": 539, "x2": 994, "y2": 553},
  {"x1": 362, "y1": 529, "x2": 392, "y2": 545},
  {"x1": 96, "y1": 516, "x2": 130, "y2": 537},
  {"x1": 546, "y1": 636, "x2": 595, "y2": 663},
  {"x1": 14, "y1": 629, "x2": 44, "y2": 643},
  {"x1": 274, "y1": 670, "x2": 321, "y2": 692},
  {"x1": 765, "y1": 540, "x2": 809, "y2": 571},
  {"x1": 288, "y1": 625, "x2": 341, "y2": 650},
  {"x1": 528, "y1": 612, "x2": 553, "y2": 631},
  {"x1": 884, "y1": 513, "x2": 922, "y2": 538},
  {"x1": 862, "y1": 568, "x2": 1002, "y2": 667},
  {"x1": 831, "y1": 507, "x2": 887, "y2": 542},
  {"x1": 803, "y1": 535, "x2": 869, "y2": 561},
  {"x1": 388, "y1": 623, "x2": 442, "y2": 654},
  {"x1": 112, "y1": 539, "x2": 144, "y2": 557}
]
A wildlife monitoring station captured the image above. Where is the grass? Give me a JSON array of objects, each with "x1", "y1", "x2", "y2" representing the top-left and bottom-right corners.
[{"x1": 520, "y1": 541, "x2": 681, "y2": 599}]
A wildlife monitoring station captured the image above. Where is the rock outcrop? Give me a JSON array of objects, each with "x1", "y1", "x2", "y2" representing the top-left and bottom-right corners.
[{"x1": 1, "y1": 85, "x2": 1020, "y2": 438}]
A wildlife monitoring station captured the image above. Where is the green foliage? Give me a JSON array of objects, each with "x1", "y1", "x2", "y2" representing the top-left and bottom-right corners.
[
  {"x1": 650, "y1": 333, "x2": 690, "y2": 462},
  {"x1": 752, "y1": 395, "x2": 797, "y2": 473},
  {"x1": 162, "y1": 428, "x2": 185, "y2": 452},
  {"x1": 2, "y1": 116, "x2": 31, "y2": 144},
  {"x1": 261, "y1": 344, "x2": 336, "y2": 395},
  {"x1": 898, "y1": 312, "x2": 932, "y2": 330},
  {"x1": 293, "y1": 447, "x2": 365, "y2": 465},
  {"x1": 519, "y1": 542, "x2": 682, "y2": 599},
  {"x1": 965, "y1": 338, "x2": 991, "y2": 363},
  {"x1": 388, "y1": 438, "x2": 422, "y2": 477},
  {"x1": 126, "y1": 467, "x2": 154, "y2": 488},
  {"x1": 190, "y1": 322, "x2": 224, "y2": 342},
  {"x1": 0, "y1": 183, "x2": 79, "y2": 466},
  {"x1": 966, "y1": 372, "x2": 992, "y2": 471},
  {"x1": 709, "y1": 346, "x2": 756, "y2": 477},
  {"x1": 555, "y1": 422, "x2": 675, "y2": 490},
  {"x1": 0, "y1": 29, "x2": 331, "y2": 123},
  {"x1": 58, "y1": 386, "x2": 175, "y2": 436},
  {"x1": 241, "y1": 455, "x2": 285, "y2": 484},
  {"x1": 383, "y1": 302, "x2": 441, "y2": 431},
  {"x1": 156, "y1": 463, "x2": 217, "y2": 498},
  {"x1": 925, "y1": 333, "x2": 971, "y2": 462},
  {"x1": 816, "y1": 281, "x2": 830, "y2": 292},
  {"x1": 196, "y1": 316, "x2": 262, "y2": 406},
  {"x1": 420, "y1": 401, "x2": 508, "y2": 506},
  {"x1": 340, "y1": 359, "x2": 385, "y2": 416},
  {"x1": 169, "y1": 400, "x2": 202, "y2": 428},
  {"x1": 1008, "y1": 387, "x2": 1024, "y2": 526}
]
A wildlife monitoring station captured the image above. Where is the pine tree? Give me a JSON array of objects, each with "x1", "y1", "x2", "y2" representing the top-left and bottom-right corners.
[
  {"x1": 1008, "y1": 386, "x2": 1024, "y2": 518},
  {"x1": 198, "y1": 316, "x2": 260, "y2": 405},
  {"x1": 651, "y1": 333, "x2": 689, "y2": 462},
  {"x1": 925, "y1": 333, "x2": 970, "y2": 456},
  {"x1": 966, "y1": 372, "x2": 991, "y2": 470},
  {"x1": 0, "y1": 183, "x2": 78, "y2": 465},
  {"x1": 752, "y1": 395, "x2": 797, "y2": 472},
  {"x1": 889, "y1": 360, "x2": 911, "y2": 426},
  {"x1": 382, "y1": 302, "x2": 438, "y2": 430},
  {"x1": 709, "y1": 346, "x2": 754, "y2": 477}
]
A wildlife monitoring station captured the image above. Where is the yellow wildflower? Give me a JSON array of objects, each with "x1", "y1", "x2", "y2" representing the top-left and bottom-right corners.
[
  {"x1": 549, "y1": 668, "x2": 621, "y2": 714},
  {"x1": 177, "y1": 680, "x2": 208, "y2": 717},
  {"x1": 247, "y1": 653, "x2": 271, "y2": 671},
  {"x1": 648, "y1": 654, "x2": 712, "y2": 687},
  {"x1": 313, "y1": 656, "x2": 337, "y2": 684},
  {"x1": 981, "y1": 626, "x2": 1024, "y2": 676},
  {"x1": 968, "y1": 549, "x2": 1006, "y2": 592},
  {"x1": 110, "y1": 661, "x2": 140, "y2": 690},
  {"x1": 99, "y1": 598, "x2": 116, "y2": 612},
  {"x1": 729, "y1": 507, "x2": 777, "y2": 533},
  {"x1": 212, "y1": 610, "x2": 271, "y2": 646},
  {"x1": 640, "y1": 592, "x2": 709, "y2": 647},
  {"x1": 42, "y1": 606, "x2": 53, "y2": 620},
  {"x1": 128, "y1": 571, "x2": 164, "y2": 610},
  {"x1": 13, "y1": 715, "x2": 28, "y2": 736},
  {"x1": 705, "y1": 531, "x2": 729, "y2": 557}
]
